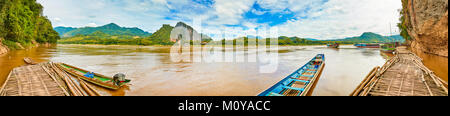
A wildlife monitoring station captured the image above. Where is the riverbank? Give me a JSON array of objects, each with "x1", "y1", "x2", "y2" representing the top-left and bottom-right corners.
[
  {"x1": 0, "y1": 39, "x2": 9, "y2": 55},
  {"x1": 0, "y1": 38, "x2": 55, "y2": 55}
]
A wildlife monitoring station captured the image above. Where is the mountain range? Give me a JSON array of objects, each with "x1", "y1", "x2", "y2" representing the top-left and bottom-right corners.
[
  {"x1": 58, "y1": 22, "x2": 213, "y2": 45},
  {"x1": 330, "y1": 32, "x2": 405, "y2": 43},
  {"x1": 56, "y1": 22, "x2": 403, "y2": 45},
  {"x1": 246, "y1": 32, "x2": 403, "y2": 43},
  {"x1": 54, "y1": 23, "x2": 152, "y2": 38}
]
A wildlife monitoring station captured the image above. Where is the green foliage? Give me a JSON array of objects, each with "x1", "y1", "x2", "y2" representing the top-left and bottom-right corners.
[
  {"x1": 144, "y1": 24, "x2": 174, "y2": 45},
  {"x1": 1, "y1": 39, "x2": 19, "y2": 50},
  {"x1": 398, "y1": 0, "x2": 411, "y2": 41},
  {"x1": 58, "y1": 24, "x2": 173, "y2": 45},
  {"x1": 54, "y1": 27, "x2": 76, "y2": 37},
  {"x1": 209, "y1": 32, "x2": 404, "y2": 46},
  {"x1": 0, "y1": 0, "x2": 59, "y2": 49}
]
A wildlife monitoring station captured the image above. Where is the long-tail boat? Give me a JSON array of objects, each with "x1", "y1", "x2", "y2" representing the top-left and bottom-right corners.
[
  {"x1": 258, "y1": 54, "x2": 325, "y2": 96},
  {"x1": 380, "y1": 43, "x2": 396, "y2": 53},
  {"x1": 23, "y1": 57, "x2": 37, "y2": 65},
  {"x1": 354, "y1": 43, "x2": 380, "y2": 48},
  {"x1": 56, "y1": 63, "x2": 130, "y2": 90},
  {"x1": 327, "y1": 43, "x2": 339, "y2": 48}
]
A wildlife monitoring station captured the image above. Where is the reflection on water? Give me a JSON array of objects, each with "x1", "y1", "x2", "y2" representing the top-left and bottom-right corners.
[{"x1": 1, "y1": 44, "x2": 445, "y2": 96}]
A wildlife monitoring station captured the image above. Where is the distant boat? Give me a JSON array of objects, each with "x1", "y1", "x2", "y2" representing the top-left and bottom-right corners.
[
  {"x1": 258, "y1": 54, "x2": 325, "y2": 96},
  {"x1": 380, "y1": 43, "x2": 396, "y2": 53},
  {"x1": 23, "y1": 57, "x2": 38, "y2": 65},
  {"x1": 354, "y1": 43, "x2": 380, "y2": 48},
  {"x1": 327, "y1": 43, "x2": 339, "y2": 48}
]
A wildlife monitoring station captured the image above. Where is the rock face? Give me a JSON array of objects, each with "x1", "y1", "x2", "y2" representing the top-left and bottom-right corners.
[
  {"x1": 170, "y1": 22, "x2": 200, "y2": 42},
  {"x1": 0, "y1": 38, "x2": 9, "y2": 55},
  {"x1": 404, "y1": 0, "x2": 448, "y2": 57}
]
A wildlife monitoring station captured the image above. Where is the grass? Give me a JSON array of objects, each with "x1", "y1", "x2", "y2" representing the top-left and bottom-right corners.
[
  {"x1": 1, "y1": 39, "x2": 36, "y2": 50},
  {"x1": 1, "y1": 39, "x2": 20, "y2": 50}
]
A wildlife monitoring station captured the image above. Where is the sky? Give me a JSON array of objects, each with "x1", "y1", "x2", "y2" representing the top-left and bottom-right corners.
[{"x1": 37, "y1": 0, "x2": 403, "y2": 40}]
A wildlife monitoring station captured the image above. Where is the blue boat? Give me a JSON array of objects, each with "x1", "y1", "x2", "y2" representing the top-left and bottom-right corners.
[{"x1": 258, "y1": 54, "x2": 325, "y2": 96}]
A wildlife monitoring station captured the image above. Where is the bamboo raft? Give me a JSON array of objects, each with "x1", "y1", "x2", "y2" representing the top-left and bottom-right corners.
[
  {"x1": 0, "y1": 61, "x2": 102, "y2": 96},
  {"x1": 351, "y1": 46, "x2": 448, "y2": 96}
]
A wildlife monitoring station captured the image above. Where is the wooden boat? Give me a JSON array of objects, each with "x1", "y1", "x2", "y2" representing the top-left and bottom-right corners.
[
  {"x1": 258, "y1": 54, "x2": 325, "y2": 96},
  {"x1": 354, "y1": 43, "x2": 380, "y2": 48},
  {"x1": 23, "y1": 57, "x2": 37, "y2": 65},
  {"x1": 327, "y1": 43, "x2": 339, "y2": 48},
  {"x1": 56, "y1": 63, "x2": 130, "y2": 90},
  {"x1": 380, "y1": 43, "x2": 395, "y2": 53}
]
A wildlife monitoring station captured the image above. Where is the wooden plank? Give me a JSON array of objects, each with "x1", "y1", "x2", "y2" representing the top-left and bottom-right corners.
[{"x1": 360, "y1": 46, "x2": 448, "y2": 96}]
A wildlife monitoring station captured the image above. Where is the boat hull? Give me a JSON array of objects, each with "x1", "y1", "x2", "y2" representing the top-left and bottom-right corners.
[
  {"x1": 57, "y1": 63, "x2": 130, "y2": 90},
  {"x1": 258, "y1": 54, "x2": 325, "y2": 96},
  {"x1": 354, "y1": 43, "x2": 380, "y2": 48},
  {"x1": 327, "y1": 44, "x2": 339, "y2": 48},
  {"x1": 356, "y1": 46, "x2": 380, "y2": 48}
]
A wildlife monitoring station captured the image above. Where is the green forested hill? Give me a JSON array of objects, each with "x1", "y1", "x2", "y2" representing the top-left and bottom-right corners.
[
  {"x1": 145, "y1": 24, "x2": 174, "y2": 45},
  {"x1": 58, "y1": 22, "x2": 213, "y2": 46},
  {"x1": 334, "y1": 32, "x2": 405, "y2": 43},
  {"x1": 214, "y1": 32, "x2": 405, "y2": 46},
  {"x1": 55, "y1": 23, "x2": 152, "y2": 38},
  {"x1": 0, "y1": 0, "x2": 60, "y2": 50},
  {"x1": 54, "y1": 27, "x2": 76, "y2": 37},
  {"x1": 59, "y1": 24, "x2": 173, "y2": 45}
]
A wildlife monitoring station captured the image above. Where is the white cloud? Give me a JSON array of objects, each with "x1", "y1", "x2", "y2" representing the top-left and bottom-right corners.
[
  {"x1": 271, "y1": 0, "x2": 402, "y2": 39},
  {"x1": 53, "y1": 18, "x2": 61, "y2": 22},
  {"x1": 86, "y1": 23, "x2": 98, "y2": 27},
  {"x1": 37, "y1": 0, "x2": 178, "y2": 32},
  {"x1": 206, "y1": 0, "x2": 255, "y2": 25},
  {"x1": 37, "y1": 0, "x2": 402, "y2": 40}
]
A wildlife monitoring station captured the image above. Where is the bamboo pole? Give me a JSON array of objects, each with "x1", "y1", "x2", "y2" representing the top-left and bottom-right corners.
[
  {"x1": 420, "y1": 74, "x2": 434, "y2": 96},
  {"x1": 351, "y1": 66, "x2": 379, "y2": 96},
  {"x1": 362, "y1": 78, "x2": 380, "y2": 96},
  {"x1": 412, "y1": 58, "x2": 448, "y2": 94},
  {"x1": 54, "y1": 64, "x2": 88, "y2": 96},
  {"x1": 51, "y1": 63, "x2": 83, "y2": 96},
  {"x1": 80, "y1": 79, "x2": 101, "y2": 96},
  {"x1": 78, "y1": 79, "x2": 96, "y2": 96},
  {"x1": 41, "y1": 64, "x2": 70, "y2": 96},
  {"x1": 0, "y1": 71, "x2": 12, "y2": 96}
]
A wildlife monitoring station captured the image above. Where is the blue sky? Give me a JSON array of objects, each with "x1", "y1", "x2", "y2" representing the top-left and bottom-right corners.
[{"x1": 37, "y1": 0, "x2": 402, "y2": 40}]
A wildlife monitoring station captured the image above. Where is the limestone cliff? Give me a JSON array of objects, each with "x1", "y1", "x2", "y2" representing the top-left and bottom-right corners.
[{"x1": 401, "y1": 0, "x2": 448, "y2": 57}]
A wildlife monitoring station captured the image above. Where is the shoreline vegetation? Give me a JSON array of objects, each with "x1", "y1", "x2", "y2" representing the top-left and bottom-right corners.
[
  {"x1": 57, "y1": 23, "x2": 405, "y2": 46},
  {"x1": 0, "y1": 0, "x2": 60, "y2": 51},
  {"x1": 1, "y1": 0, "x2": 406, "y2": 53},
  {"x1": 57, "y1": 36, "x2": 402, "y2": 46}
]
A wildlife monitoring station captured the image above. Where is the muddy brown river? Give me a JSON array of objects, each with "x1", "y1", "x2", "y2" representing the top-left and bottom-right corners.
[{"x1": 0, "y1": 44, "x2": 447, "y2": 96}]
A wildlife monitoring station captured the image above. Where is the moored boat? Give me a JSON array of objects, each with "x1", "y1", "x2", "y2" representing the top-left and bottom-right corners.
[
  {"x1": 258, "y1": 54, "x2": 325, "y2": 96},
  {"x1": 56, "y1": 63, "x2": 131, "y2": 90},
  {"x1": 380, "y1": 43, "x2": 396, "y2": 53},
  {"x1": 23, "y1": 57, "x2": 37, "y2": 65},
  {"x1": 354, "y1": 43, "x2": 380, "y2": 48},
  {"x1": 327, "y1": 43, "x2": 339, "y2": 48}
]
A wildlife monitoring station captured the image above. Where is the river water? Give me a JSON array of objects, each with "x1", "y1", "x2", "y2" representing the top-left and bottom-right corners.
[{"x1": 0, "y1": 44, "x2": 447, "y2": 96}]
